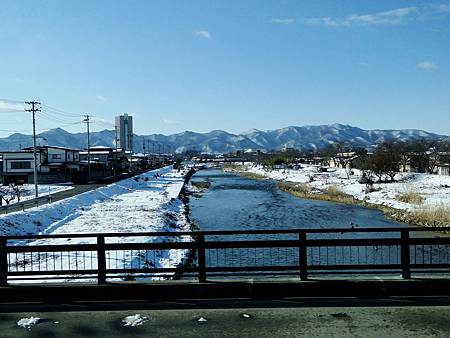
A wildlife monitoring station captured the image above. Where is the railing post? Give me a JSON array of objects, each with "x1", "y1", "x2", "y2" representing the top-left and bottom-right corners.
[
  {"x1": 0, "y1": 237, "x2": 8, "y2": 286},
  {"x1": 97, "y1": 235, "x2": 107, "y2": 284},
  {"x1": 299, "y1": 231, "x2": 308, "y2": 281},
  {"x1": 401, "y1": 229, "x2": 411, "y2": 279},
  {"x1": 197, "y1": 234, "x2": 206, "y2": 282}
]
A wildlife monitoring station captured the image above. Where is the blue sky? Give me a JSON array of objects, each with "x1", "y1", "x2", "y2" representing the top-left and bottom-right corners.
[{"x1": 0, "y1": 0, "x2": 449, "y2": 137}]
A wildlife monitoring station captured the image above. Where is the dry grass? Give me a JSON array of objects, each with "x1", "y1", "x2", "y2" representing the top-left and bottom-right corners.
[
  {"x1": 278, "y1": 182, "x2": 356, "y2": 205},
  {"x1": 278, "y1": 182, "x2": 311, "y2": 195},
  {"x1": 395, "y1": 191, "x2": 424, "y2": 205},
  {"x1": 407, "y1": 205, "x2": 450, "y2": 227},
  {"x1": 238, "y1": 172, "x2": 267, "y2": 180},
  {"x1": 324, "y1": 185, "x2": 349, "y2": 198},
  {"x1": 191, "y1": 181, "x2": 211, "y2": 189}
]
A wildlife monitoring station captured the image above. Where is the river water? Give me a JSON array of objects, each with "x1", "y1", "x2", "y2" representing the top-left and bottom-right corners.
[
  {"x1": 187, "y1": 169, "x2": 426, "y2": 278},
  {"x1": 190, "y1": 169, "x2": 406, "y2": 233}
]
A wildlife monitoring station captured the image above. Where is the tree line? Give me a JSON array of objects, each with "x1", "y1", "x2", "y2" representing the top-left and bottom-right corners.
[{"x1": 237, "y1": 137, "x2": 450, "y2": 183}]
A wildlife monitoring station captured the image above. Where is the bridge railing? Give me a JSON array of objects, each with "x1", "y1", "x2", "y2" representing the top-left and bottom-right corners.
[{"x1": 1, "y1": 227, "x2": 450, "y2": 285}]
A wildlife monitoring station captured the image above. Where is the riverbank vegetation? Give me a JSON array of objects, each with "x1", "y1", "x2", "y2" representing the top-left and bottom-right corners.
[
  {"x1": 191, "y1": 181, "x2": 211, "y2": 189},
  {"x1": 278, "y1": 180, "x2": 448, "y2": 228},
  {"x1": 232, "y1": 167, "x2": 448, "y2": 228},
  {"x1": 395, "y1": 191, "x2": 424, "y2": 205},
  {"x1": 407, "y1": 205, "x2": 450, "y2": 227},
  {"x1": 277, "y1": 182, "x2": 357, "y2": 205}
]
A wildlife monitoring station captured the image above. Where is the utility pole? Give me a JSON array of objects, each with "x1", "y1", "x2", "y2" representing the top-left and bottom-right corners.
[
  {"x1": 83, "y1": 115, "x2": 91, "y2": 183},
  {"x1": 143, "y1": 138, "x2": 146, "y2": 168},
  {"x1": 114, "y1": 125, "x2": 119, "y2": 183},
  {"x1": 114, "y1": 125, "x2": 119, "y2": 151},
  {"x1": 25, "y1": 101, "x2": 41, "y2": 198}
]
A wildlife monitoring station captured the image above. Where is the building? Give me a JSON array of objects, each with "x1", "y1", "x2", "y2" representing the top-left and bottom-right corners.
[
  {"x1": 437, "y1": 164, "x2": 450, "y2": 176},
  {"x1": 115, "y1": 114, "x2": 133, "y2": 151},
  {"x1": 1, "y1": 146, "x2": 83, "y2": 185},
  {"x1": 281, "y1": 144, "x2": 295, "y2": 153},
  {"x1": 79, "y1": 146, "x2": 130, "y2": 180}
]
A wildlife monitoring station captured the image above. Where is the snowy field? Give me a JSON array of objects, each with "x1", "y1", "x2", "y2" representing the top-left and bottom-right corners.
[
  {"x1": 0, "y1": 184, "x2": 73, "y2": 206},
  {"x1": 0, "y1": 166, "x2": 193, "y2": 282},
  {"x1": 231, "y1": 164, "x2": 450, "y2": 211}
]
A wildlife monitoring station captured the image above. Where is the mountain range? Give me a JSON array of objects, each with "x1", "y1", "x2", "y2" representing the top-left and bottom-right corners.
[{"x1": 0, "y1": 124, "x2": 445, "y2": 154}]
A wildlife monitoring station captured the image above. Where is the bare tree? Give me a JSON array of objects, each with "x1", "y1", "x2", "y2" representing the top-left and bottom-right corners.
[
  {"x1": 0, "y1": 184, "x2": 27, "y2": 206},
  {"x1": 362, "y1": 140, "x2": 402, "y2": 182}
]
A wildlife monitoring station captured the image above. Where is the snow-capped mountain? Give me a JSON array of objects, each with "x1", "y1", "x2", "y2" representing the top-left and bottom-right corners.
[{"x1": 0, "y1": 124, "x2": 444, "y2": 153}]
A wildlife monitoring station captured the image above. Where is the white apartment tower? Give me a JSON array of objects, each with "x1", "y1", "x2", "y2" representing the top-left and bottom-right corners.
[{"x1": 115, "y1": 113, "x2": 133, "y2": 151}]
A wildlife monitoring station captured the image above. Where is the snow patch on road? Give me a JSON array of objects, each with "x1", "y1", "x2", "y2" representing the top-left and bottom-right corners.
[
  {"x1": 17, "y1": 317, "x2": 41, "y2": 330},
  {"x1": 122, "y1": 314, "x2": 149, "y2": 327}
]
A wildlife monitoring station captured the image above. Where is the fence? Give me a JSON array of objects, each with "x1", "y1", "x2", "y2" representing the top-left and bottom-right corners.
[
  {"x1": 1, "y1": 227, "x2": 450, "y2": 285},
  {"x1": 0, "y1": 195, "x2": 52, "y2": 215}
]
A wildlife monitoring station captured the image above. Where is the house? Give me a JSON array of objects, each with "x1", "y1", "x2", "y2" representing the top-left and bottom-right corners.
[
  {"x1": 281, "y1": 144, "x2": 295, "y2": 153},
  {"x1": 329, "y1": 152, "x2": 360, "y2": 169},
  {"x1": 437, "y1": 164, "x2": 450, "y2": 176},
  {"x1": 1, "y1": 146, "x2": 83, "y2": 185},
  {"x1": 79, "y1": 146, "x2": 130, "y2": 180}
]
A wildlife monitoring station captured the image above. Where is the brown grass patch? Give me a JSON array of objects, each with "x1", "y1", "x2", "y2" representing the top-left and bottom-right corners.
[{"x1": 395, "y1": 191, "x2": 424, "y2": 205}]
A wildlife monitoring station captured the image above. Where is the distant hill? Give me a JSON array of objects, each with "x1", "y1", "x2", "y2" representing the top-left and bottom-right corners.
[{"x1": 0, "y1": 124, "x2": 445, "y2": 153}]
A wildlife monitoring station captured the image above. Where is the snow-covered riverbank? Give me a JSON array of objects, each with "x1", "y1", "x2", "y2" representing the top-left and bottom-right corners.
[
  {"x1": 1, "y1": 166, "x2": 193, "y2": 281},
  {"x1": 228, "y1": 164, "x2": 450, "y2": 212}
]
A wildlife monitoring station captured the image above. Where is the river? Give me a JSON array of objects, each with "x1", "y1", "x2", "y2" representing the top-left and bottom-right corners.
[
  {"x1": 187, "y1": 169, "x2": 423, "y2": 278},
  {"x1": 190, "y1": 169, "x2": 406, "y2": 233}
]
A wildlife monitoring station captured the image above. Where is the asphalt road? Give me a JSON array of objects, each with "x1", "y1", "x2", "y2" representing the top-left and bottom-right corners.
[{"x1": 2, "y1": 302, "x2": 450, "y2": 337}]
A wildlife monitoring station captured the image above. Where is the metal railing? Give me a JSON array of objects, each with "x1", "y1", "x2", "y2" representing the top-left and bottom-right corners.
[
  {"x1": 0, "y1": 195, "x2": 52, "y2": 214},
  {"x1": 1, "y1": 227, "x2": 450, "y2": 285}
]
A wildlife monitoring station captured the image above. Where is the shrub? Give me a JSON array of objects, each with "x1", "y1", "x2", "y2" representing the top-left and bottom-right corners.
[
  {"x1": 278, "y1": 182, "x2": 311, "y2": 195},
  {"x1": 395, "y1": 191, "x2": 424, "y2": 205}
]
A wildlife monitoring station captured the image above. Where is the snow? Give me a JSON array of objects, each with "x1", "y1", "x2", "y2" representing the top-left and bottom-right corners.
[
  {"x1": 1, "y1": 166, "x2": 193, "y2": 282},
  {"x1": 17, "y1": 317, "x2": 40, "y2": 330},
  {"x1": 233, "y1": 164, "x2": 450, "y2": 212},
  {"x1": 122, "y1": 314, "x2": 149, "y2": 327}
]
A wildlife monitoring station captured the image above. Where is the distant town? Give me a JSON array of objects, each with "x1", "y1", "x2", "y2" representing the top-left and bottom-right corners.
[{"x1": 0, "y1": 113, "x2": 174, "y2": 189}]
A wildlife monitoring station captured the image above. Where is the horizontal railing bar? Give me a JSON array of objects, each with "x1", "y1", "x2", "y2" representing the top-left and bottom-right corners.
[
  {"x1": 308, "y1": 264, "x2": 402, "y2": 270},
  {"x1": 410, "y1": 264, "x2": 450, "y2": 269},
  {"x1": 409, "y1": 238, "x2": 450, "y2": 245},
  {"x1": 2, "y1": 226, "x2": 450, "y2": 240},
  {"x1": 5, "y1": 238, "x2": 417, "y2": 253},
  {"x1": 205, "y1": 266, "x2": 301, "y2": 272}
]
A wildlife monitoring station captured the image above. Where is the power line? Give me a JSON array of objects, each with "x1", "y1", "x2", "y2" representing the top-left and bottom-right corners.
[
  {"x1": 40, "y1": 104, "x2": 83, "y2": 118},
  {"x1": 38, "y1": 110, "x2": 82, "y2": 124}
]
